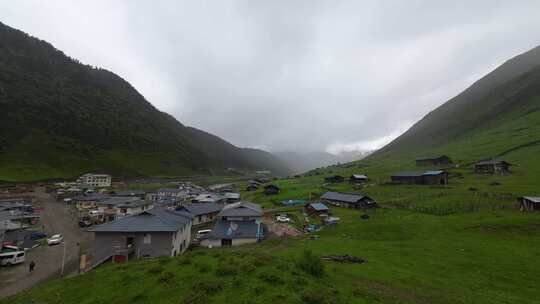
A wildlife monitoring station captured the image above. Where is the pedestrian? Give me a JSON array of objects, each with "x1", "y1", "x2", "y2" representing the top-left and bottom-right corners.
[{"x1": 29, "y1": 261, "x2": 35, "y2": 273}]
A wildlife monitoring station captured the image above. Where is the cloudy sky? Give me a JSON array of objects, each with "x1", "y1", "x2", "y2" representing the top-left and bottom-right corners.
[{"x1": 2, "y1": 1, "x2": 540, "y2": 154}]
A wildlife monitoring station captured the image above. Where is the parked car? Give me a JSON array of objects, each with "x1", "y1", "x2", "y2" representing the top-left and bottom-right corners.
[
  {"x1": 276, "y1": 214, "x2": 291, "y2": 223},
  {"x1": 79, "y1": 220, "x2": 93, "y2": 227},
  {"x1": 47, "y1": 234, "x2": 64, "y2": 246},
  {"x1": 0, "y1": 245, "x2": 25, "y2": 266},
  {"x1": 26, "y1": 231, "x2": 47, "y2": 240},
  {"x1": 196, "y1": 229, "x2": 211, "y2": 239}
]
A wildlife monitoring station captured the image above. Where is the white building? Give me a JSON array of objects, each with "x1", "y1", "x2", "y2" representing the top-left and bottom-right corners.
[{"x1": 78, "y1": 173, "x2": 112, "y2": 188}]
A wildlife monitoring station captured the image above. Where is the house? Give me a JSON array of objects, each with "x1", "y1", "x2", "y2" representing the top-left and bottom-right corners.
[
  {"x1": 88, "y1": 208, "x2": 192, "y2": 264},
  {"x1": 74, "y1": 193, "x2": 110, "y2": 210},
  {"x1": 415, "y1": 155, "x2": 452, "y2": 166},
  {"x1": 263, "y1": 185, "x2": 280, "y2": 195},
  {"x1": 208, "y1": 183, "x2": 234, "y2": 193},
  {"x1": 176, "y1": 203, "x2": 222, "y2": 225},
  {"x1": 223, "y1": 192, "x2": 241, "y2": 204},
  {"x1": 324, "y1": 175, "x2": 345, "y2": 183},
  {"x1": 305, "y1": 202, "x2": 330, "y2": 216},
  {"x1": 95, "y1": 197, "x2": 154, "y2": 222},
  {"x1": 157, "y1": 188, "x2": 186, "y2": 199},
  {"x1": 111, "y1": 190, "x2": 146, "y2": 199},
  {"x1": 77, "y1": 173, "x2": 112, "y2": 188},
  {"x1": 201, "y1": 202, "x2": 263, "y2": 248},
  {"x1": 246, "y1": 184, "x2": 259, "y2": 191},
  {"x1": 518, "y1": 197, "x2": 540, "y2": 212},
  {"x1": 320, "y1": 192, "x2": 377, "y2": 209},
  {"x1": 474, "y1": 159, "x2": 511, "y2": 174},
  {"x1": 390, "y1": 170, "x2": 448, "y2": 185},
  {"x1": 349, "y1": 174, "x2": 368, "y2": 184},
  {"x1": 192, "y1": 193, "x2": 225, "y2": 204}
]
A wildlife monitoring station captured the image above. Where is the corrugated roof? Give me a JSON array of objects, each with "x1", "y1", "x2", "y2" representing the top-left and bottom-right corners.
[
  {"x1": 177, "y1": 203, "x2": 222, "y2": 216},
  {"x1": 423, "y1": 170, "x2": 445, "y2": 176},
  {"x1": 308, "y1": 203, "x2": 329, "y2": 211},
  {"x1": 415, "y1": 155, "x2": 448, "y2": 161},
  {"x1": 523, "y1": 196, "x2": 540, "y2": 203},
  {"x1": 95, "y1": 196, "x2": 141, "y2": 206},
  {"x1": 74, "y1": 193, "x2": 110, "y2": 202},
  {"x1": 88, "y1": 207, "x2": 191, "y2": 232},
  {"x1": 113, "y1": 190, "x2": 146, "y2": 196},
  {"x1": 224, "y1": 192, "x2": 240, "y2": 200},
  {"x1": 475, "y1": 159, "x2": 510, "y2": 166},
  {"x1": 391, "y1": 171, "x2": 425, "y2": 177},
  {"x1": 320, "y1": 192, "x2": 365, "y2": 203},
  {"x1": 208, "y1": 219, "x2": 260, "y2": 239},
  {"x1": 218, "y1": 202, "x2": 262, "y2": 217},
  {"x1": 351, "y1": 174, "x2": 368, "y2": 179}
]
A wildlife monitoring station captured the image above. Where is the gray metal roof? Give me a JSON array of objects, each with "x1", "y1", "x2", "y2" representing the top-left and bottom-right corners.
[
  {"x1": 320, "y1": 192, "x2": 366, "y2": 203},
  {"x1": 95, "y1": 196, "x2": 140, "y2": 206},
  {"x1": 218, "y1": 202, "x2": 262, "y2": 217},
  {"x1": 351, "y1": 174, "x2": 368, "y2": 179},
  {"x1": 475, "y1": 159, "x2": 511, "y2": 166},
  {"x1": 88, "y1": 207, "x2": 191, "y2": 232},
  {"x1": 177, "y1": 203, "x2": 222, "y2": 216},
  {"x1": 74, "y1": 193, "x2": 110, "y2": 202},
  {"x1": 224, "y1": 192, "x2": 240, "y2": 199},
  {"x1": 208, "y1": 219, "x2": 260, "y2": 239},
  {"x1": 423, "y1": 170, "x2": 446, "y2": 176},
  {"x1": 157, "y1": 188, "x2": 184, "y2": 193},
  {"x1": 113, "y1": 190, "x2": 146, "y2": 196},
  {"x1": 522, "y1": 196, "x2": 540, "y2": 203},
  {"x1": 308, "y1": 203, "x2": 329, "y2": 211}
]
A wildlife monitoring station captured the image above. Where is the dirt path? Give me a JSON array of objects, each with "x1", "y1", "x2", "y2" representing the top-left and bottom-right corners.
[{"x1": 0, "y1": 187, "x2": 93, "y2": 299}]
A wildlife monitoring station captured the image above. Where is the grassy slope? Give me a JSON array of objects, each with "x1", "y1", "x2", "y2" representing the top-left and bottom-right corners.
[{"x1": 0, "y1": 22, "x2": 291, "y2": 182}]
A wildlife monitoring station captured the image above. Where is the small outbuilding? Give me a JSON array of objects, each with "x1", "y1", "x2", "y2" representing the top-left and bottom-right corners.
[
  {"x1": 246, "y1": 184, "x2": 259, "y2": 191},
  {"x1": 320, "y1": 192, "x2": 377, "y2": 209},
  {"x1": 474, "y1": 159, "x2": 511, "y2": 174},
  {"x1": 264, "y1": 185, "x2": 280, "y2": 195},
  {"x1": 305, "y1": 202, "x2": 330, "y2": 216},
  {"x1": 349, "y1": 174, "x2": 368, "y2": 184},
  {"x1": 415, "y1": 155, "x2": 452, "y2": 166},
  {"x1": 518, "y1": 196, "x2": 540, "y2": 212}
]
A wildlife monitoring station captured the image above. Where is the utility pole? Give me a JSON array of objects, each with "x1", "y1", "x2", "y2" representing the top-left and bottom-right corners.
[{"x1": 61, "y1": 241, "x2": 67, "y2": 277}]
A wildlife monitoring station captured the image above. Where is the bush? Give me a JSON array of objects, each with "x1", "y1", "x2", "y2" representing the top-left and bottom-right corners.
[
  {"x1": 216, "y1": 263, "x2": 238, "y2": 276},
  {"x1": 194, "y1": 281, "x2": 223, "y2": 295},
  {"x1": 296, "y1": 250, "x2": 324, "y2": 278},
  {"x1": 147, "y1": 265, "x2": 163, "y2": 274}
]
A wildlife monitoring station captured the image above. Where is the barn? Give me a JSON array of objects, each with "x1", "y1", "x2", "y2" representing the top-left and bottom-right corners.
[
  {"x1": 324, "y1": 175, "x2": 345, "y2": 183},
  {"x1": 474, "y1": 159, "x2": 511, "y2": 174},
  {"x1": 349, "y1": 174, "x2": 368, "y2": 184},
  {"x1": 518, "y1": 196, "x2": 540, "y2": 212},
  {"x1": 391, "y1": 170, "x2": 448, "y2": 185},
  {"x1": 320, "y1": 192, "x2": 377, "y2": 209}
]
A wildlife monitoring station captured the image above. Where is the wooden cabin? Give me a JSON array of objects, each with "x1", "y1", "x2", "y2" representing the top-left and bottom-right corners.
[
  {"x1": 320, "y1": 192, "x2": 377, "y2": 209},
  {"x1": 391, "y1": 170, "x2": 448, "y2": 185},
  {"x1": 474, "y1": 159, "x2": 511, "y2": 174},
  {"x1": 518, "y1": 197, "x2": 540, "y2": 212},
  {"x1": 415, "y1": 155, "x2": 452, "y2": 166},
  {"x1": 349, "y1": 174, "x2": 368, "y2": 184},
  {"x1": 305, "y1": 202, "x2": 330, "y2": 216}
]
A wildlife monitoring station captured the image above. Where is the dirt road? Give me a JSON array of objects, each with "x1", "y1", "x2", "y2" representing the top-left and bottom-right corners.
[{"x1": 0, "y1": 188, "x2": 93, "y2": 298}]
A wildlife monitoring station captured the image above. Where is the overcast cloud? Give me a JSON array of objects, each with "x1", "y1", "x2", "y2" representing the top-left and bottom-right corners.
[{"x1": 2, "y1": 1, "x2": 540, "y2": 154}]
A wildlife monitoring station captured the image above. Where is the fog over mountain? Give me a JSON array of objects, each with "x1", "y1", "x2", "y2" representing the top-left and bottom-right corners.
[{"x1": 2, "y1": 1, "x2": 540, "y2": 155}]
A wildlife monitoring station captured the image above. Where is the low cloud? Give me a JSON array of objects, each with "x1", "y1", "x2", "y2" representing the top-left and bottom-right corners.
[{"x1": 2, "y1": 1, "x2": 540, "y2": 153}]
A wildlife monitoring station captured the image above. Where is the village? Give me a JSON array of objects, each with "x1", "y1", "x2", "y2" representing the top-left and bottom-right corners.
[{"x1": 1, "y1": 154, "x2": 537, "y2": 298}]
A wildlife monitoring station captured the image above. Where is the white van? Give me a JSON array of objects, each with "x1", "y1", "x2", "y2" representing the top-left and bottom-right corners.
[
  {"x1": 196, "y1": 229, "x2": 211, "y2": 239},
  {"x1": 0, "y1": 246, "x2": 26, "y2": 266}
]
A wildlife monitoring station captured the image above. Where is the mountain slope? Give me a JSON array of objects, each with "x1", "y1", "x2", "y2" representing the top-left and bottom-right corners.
[
  {"x1": 0, "y1": 22, "x2": 291, "y2": 181},
  {"x1": 371, "y1": 45, "x2": 540, "y2": 164}
]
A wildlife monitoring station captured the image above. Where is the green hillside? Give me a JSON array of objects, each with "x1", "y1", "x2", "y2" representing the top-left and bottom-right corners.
[{"x1": 0, "y1": 22, "x2": 291, "y2": 181}]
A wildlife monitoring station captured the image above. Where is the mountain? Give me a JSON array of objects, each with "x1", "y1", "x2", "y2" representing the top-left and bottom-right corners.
[
  {"x1": 371, "y1": 45, "x2": 540, "y2": 165},
  {"x1": 275, "y1": 150, "x2": 371, "y2": 174},
  {"x1": 0, "y1": 22, "x2": 291, "y2": 181}
]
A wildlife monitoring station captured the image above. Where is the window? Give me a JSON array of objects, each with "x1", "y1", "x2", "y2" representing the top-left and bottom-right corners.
[{"x1": 143, "y1": 233, "x2": 152, "y2": 244}]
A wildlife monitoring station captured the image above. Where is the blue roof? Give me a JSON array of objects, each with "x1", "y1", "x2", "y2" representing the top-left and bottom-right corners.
[{"x1": 309, "y1": 203, "x2": 329, "y2": 211}]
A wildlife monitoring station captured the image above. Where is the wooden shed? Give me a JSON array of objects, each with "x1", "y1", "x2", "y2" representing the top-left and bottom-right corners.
[
  {"x1": 391, "y1": 170, "x2": 448, "y2": 185},
  {"x1": 349, "y1": 174, "x2": 368, "y2": 184},
  {"x1": 415, "y1": 155, "x2": 452, "y2": 166},
  {"x1": 474, "y1": 159, "x2": 511, "y2": 174},
  {"x1": 518, "y1": 196, "x2": 540, "y2": 212},
  {"x1": 305, "y1": 202, "x2": 330, "y2": 216}
]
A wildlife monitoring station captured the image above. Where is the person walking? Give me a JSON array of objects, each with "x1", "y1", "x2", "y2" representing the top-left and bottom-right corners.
[{"x1": 29, "y1": 261, "x2": 35, "y2": 273}]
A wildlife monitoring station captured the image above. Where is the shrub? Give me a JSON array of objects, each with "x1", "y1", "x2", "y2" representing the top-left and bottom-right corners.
[
  {"x1": 147, "y1": 265, "x2": 163, "y2": 275},
  {"x1": 216, "y1": 263, "x2": 238, "y2": 276},
  {"x1": 194, "y1": 281, "x2": 223, "y2": 295},
  {"x1": 296, "y1": 250, "x2": 324, "y2": 278},
  {"x1": 158, "y1": 271, "x2": 175, "y2": 284}
]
